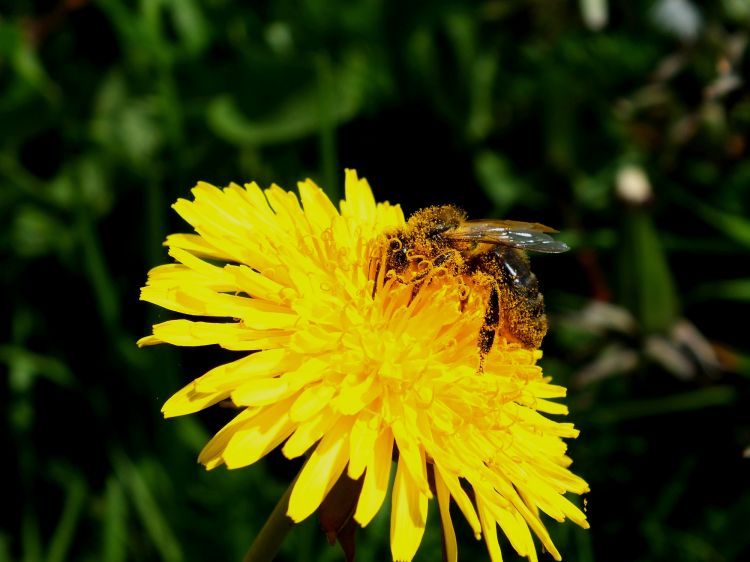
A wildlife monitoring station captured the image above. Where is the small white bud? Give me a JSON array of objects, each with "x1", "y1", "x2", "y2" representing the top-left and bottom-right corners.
[{"x1": 616, "y1": 165, "x2": 652, "y2": 205}]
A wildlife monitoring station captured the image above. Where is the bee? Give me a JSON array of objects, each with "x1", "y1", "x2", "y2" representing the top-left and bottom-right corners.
[{"x1": 373, "y1": 205, "x2": 568, "y2": 365}]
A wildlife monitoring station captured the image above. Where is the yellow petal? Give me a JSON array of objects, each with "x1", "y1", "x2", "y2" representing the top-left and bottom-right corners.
[
  {"x1": 197, "y1": 407, "x2": 257, "y2": 468},
  {"x1": 220, "y1": 398, "x2": 297, "y2": 469},
  {"x1": 392, "y1": 420, "x2": 430, "y2": 497},
  {"x1": 167, "y1": 247, "x2": 234, "y2": 285},
  {"x1": 281, "y1": 409, "x2": 338, "y2": 459},
  {"x1": 146, "y1": 319, "x2": 270, "y2": 348},
  {"x1": 477, "y1": 500, "x2": 504, "y2": 562},
  {"x1": 298, "y1": 179, "x2": 339, "y2": 234},
  {"x1": 161, "y1": 349, "x2": 295, "y2": 417},
  {"x1": 225, "y1": 264, "x2": 292, "y2": 302},
  {"x1": 390, "y1": 457, "x2": 428, "y2": 562},
  {"x1": 289, "y1": 383, "x2": 336, "y2": 422},
  {"x1": 347, "y1": 413, "x2": 378, "y2": 480},
  {"x1": 164, "y1": 233, "x2": 236, "y2": 261},
  {"x1": 331, "y1": 372, "x2": 379, "y2": 415},
  {"x1": 433, "y1": 465, "x2": 481, "y2": 538},
  {"x1": 137, "y1": 335, "x2": 161, "y2": 347},
  {"x1": 341, "y1": 169, "x2": 376, "y2": 222},
  {"x1": 161, "y1": 386, "x2": 230, "y2": 418},
  {"x1": 481, "y1": 485, "x2": 559, "y2": 562},
  {"x1": 354, "y1": 426, "x2": 394, "y2": 526},
  {"x1": 231, "y1": 377, "x2": 291, "y2": 406},
  {"x1": 162, "y1": 351, "x2": 292, "y2": 417},
  {"x1": 140, "y1": 285, "x2": 298, "y2": 329},
  {"x1": 287, "y1": 416, "x2": 354, "y2": 522},
  {"x1": 434, "y1": 468, "x2": 458, "y2": 562},
  {"x1": 495, "y1": 505, "x2": 533, "y2": 559},
  {"x1": 191, "y1": 349, "x2": 294, "y2": 393}
]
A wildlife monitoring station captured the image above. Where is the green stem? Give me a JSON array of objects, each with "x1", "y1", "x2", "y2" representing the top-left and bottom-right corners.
[
  {"x1": 315, "y1": 52, "x2": 339, "y2": 200},
  {"x1": 242, "y1": 474, "x2": 299, "y2": 562}
]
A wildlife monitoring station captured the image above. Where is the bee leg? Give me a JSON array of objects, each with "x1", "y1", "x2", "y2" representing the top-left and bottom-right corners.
[
  {"x1": 458, "y1": 283, "x2": 469, "y2": 313},
  {"x1": 370, "y1": 259, "x2": 381, "y2": 299},
  {"x1": 432, "y1": 250, "x2": 457, "y2": 268},
  {"x1": 405, "y1": 252, "x2": 457, "y2": 304},
  {"x1": 478, "y1": 284, "x2": 500, "y2": 372},
  {"x1": 412, "y1": 250, "x2": 457, "y2": 285},
  {"x1": 409, "y1": 284, "x2": 420, "y2": 304}
]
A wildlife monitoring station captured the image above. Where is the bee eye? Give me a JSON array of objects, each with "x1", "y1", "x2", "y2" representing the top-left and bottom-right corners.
[{"x1": 426, "y1": 223, "x2": 452, "y2": 238}]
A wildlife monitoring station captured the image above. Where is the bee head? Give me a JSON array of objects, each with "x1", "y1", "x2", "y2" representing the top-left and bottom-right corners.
[{"x1": 407, "y1": 205, "x2": 466, "y2": 240}]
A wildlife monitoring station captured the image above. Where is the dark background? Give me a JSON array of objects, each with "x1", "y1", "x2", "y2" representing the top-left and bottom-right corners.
[{"x1": 2, "y1": 1, "x2": 750, "y2": 561}]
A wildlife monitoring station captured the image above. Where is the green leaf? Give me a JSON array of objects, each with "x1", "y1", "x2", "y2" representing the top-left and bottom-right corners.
[
  {"x1": 673, "y1": 189, "x2": 750, "y2": 249},
  {"x1": 723, "y1": 0, "x2": 750, "y2": 23},
  {"x1": 11, "y1": 205, "x2": 72, "y2": 258},
  {"x1": 46, "y1": 471, "x2": 87, "y2": 562},
  {"x1": 617, "y1": 209, "x2": 680, "y2": 333},
  {"x1": 473, "y1": 151, "x2": 532, "y2": 214},
  {"x1": 111, "y1": 451, "x2": 183, "y2": 562},
  {"x1": 466, "y1": 52, "x2": 498, "y2": 141},
  {"x1": 207, "y1": 54, "x2": 366, "y2": 147},
  {"x1": 0, "y1": 345, "x2": 76, "y2": 391},
  {"x1": 102, "y1": 477, "x2": 127, "y2": 562},
  {"x1": 0, "y1": 533, "x2": 12, "y2": 562},
  {"x1": 572, "y1": 169, "x2": 614, "y2": 210},
  {"x1": 90, "y1": 72, "x2": 164, "y2": 168},
  {"x1": 21, "y1": 509, "x2": 43, "y2": 562},
  {"x1": 164, "y1": 0, "x2": 209, "y2": 55},
  {"x1": 590, "y1": 385, "x2": 737, "y2": 424},
  {"x1": 0, "y1": 21, "x2": 55, "y2": 95},
  {"x1": 688, "y1": 279, "x2": 750, "y2": 303}
]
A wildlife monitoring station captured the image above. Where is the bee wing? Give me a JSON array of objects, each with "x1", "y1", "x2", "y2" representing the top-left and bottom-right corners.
[{"x1": 447, "y1": 220, "x2": 570, "y2": 253}]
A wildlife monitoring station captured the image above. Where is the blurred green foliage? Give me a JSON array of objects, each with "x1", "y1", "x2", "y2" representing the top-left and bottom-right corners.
[{"x1": 2, "y1": 0, "x2": 750, "y2": 561}]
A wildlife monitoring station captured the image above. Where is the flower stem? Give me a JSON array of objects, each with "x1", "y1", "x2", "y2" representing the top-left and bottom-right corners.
[{"x1": 242, "y1": 473, "x2": 299, "y2": 562}]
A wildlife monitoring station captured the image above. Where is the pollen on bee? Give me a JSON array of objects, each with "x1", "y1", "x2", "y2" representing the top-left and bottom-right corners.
[{"x1": 370, "y1": 204, "x2": 559, "y2": 359}]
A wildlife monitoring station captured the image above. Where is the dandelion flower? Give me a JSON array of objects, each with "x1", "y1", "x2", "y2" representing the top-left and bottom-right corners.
[{"x1": 139, "y1": 170, "x2": 589, "y2": 562}]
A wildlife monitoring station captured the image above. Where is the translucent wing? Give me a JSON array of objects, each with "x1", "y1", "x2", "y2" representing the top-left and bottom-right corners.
[{"x1": 446, "y1": 220, "x2": 570, "y2": 253}]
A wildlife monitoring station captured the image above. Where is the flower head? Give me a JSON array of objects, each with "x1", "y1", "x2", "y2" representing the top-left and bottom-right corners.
[{"x1": 139, "y1": 170, "x2": 589, "y2": 561}]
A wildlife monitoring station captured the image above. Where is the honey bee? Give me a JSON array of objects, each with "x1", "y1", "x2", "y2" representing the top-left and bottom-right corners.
[{"x1": 373, "y1": 205, "x2": 568, "y2": 364}]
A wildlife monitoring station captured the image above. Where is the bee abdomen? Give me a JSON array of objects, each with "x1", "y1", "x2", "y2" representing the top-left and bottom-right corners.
[
  {"x1": 480, "y1": 248, "x2": 549, "y2": 349},
  {"x1": 503, "y1": 288, "x2": 547, "y2": 349}
]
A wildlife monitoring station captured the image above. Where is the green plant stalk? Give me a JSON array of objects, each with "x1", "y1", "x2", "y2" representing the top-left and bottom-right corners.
[
  {"x1": 242, "y1": 473, "x2": 299, "y2": 562},
  {"x1": 618, "y1": 208, "x2": 680, "y2": 334},
  {"x1": 46, "y1": 476, "x2": 86, "y2": 562},
  {"x1": 315, "y1": 53, "x2": 339, "y2": 201}
]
